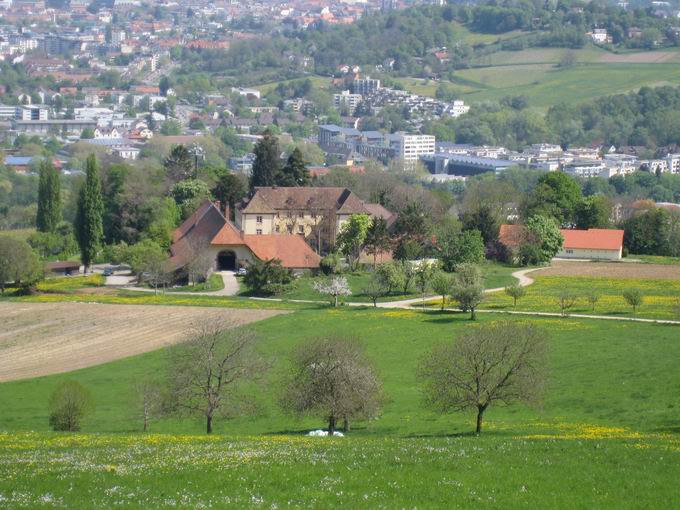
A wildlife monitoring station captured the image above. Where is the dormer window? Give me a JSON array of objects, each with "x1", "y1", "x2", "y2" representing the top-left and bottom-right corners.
[{"x1": 256, "y1": 216, "x2": 263, "y2": 224}]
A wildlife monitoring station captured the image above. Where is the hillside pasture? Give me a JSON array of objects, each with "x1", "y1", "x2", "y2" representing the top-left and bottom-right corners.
[{"x1": 0, "y1": 302, "x2": 285, "y2": 382}]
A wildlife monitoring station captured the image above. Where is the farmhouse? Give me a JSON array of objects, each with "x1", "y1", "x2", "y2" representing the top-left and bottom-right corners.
[
  {"x1": 169, "y1": 201, "x2": 320, "y2": 275},
  {"x1": 499, "y1": 225, "x2": 625, "y2": 261},
  {"x1": 557, "y1": 228, "x2": 624, "y2": 260}
]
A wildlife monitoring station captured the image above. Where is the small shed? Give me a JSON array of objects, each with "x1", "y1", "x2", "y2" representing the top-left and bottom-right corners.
[{"x1": 45, "y1": 261, "x2": 81, "y2": 276}]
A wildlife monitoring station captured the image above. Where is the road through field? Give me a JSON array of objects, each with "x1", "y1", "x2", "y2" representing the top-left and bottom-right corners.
[{"x1": 0, "y1": 302, "x2": 286, "y2": 382}]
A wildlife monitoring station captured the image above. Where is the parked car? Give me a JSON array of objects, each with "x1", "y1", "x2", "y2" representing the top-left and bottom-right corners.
[
  {"x1": 103, "y1": 268, "x2": 114, "y2": 276},
  {"x1": 237, "y1": 267, "x2": 247, "y2": 276}
]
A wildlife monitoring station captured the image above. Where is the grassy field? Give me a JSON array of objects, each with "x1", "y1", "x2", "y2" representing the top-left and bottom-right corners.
[
  {"x1": 166, "y1": 273, "x2": 225, "y2": 293},
  {"x1": 238, "y1": 263, "x2": 518, "y2": 303},
  {"x1": 1, "y1": 307, "x2": 679, "y2": 436},
  {"x1": 1, "y1": 431, "x2": 679, "y2": 508},
  {"x1": 633, "y1": 254, "x2": 680, "y2": 265},
  {"x1": 481, "y1": 275, "x2": 680, "y2": 320},
  {"x1": 0, "y1": 228, "x2": 35, "y2": 241}
]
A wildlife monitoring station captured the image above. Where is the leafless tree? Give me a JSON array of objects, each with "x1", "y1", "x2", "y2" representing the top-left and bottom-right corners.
[
  {"x1": 135, "y1": 380, "x2": 163, "y2": 432},
  {"x1": 280, "y1": 336, "x2": 383, "y2": 436},
  {"x1": 166, "y1": 321, "x2": 267, "y2": 434},
  {"x1": 186, "y1": 242, "x2": 214, "y2": 286},
  {"x1": 556, "y1": 291, "x2": 578, "y2": 316},
  {"x1": 586, "y1": 291, "x2": 600, "y2": 311},
  {"x1": 362, "y1": 276, "x2": 388, "y2": 307},
  {"x1": 419, "y1": 321, "x2": 548, "y2": 434}
]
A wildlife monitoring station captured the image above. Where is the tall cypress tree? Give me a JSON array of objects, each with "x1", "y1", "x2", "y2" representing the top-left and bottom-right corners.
[
  {"x1": 75, "y1": 154, "x2": 104, "y2": 271},
  {"x1": 249, "y1": 129, "x2": 281, "y2": 189},
  {"x1": 36, "y1": 160, "x2": 62, "y2": 233}
]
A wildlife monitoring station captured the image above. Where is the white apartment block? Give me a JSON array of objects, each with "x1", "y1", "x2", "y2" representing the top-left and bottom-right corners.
[
  {"x1": 353, "y1": 76, "x2": 381, "y2": 96},
  {"x1": 388, "y1": 133, "x2": 435, "y2": 166},
  {"x1": 17, "y1": 106, "x2": 48, "y2": 121},
  {"x1": 333, "y1": 90, "x2": 363, "y2": 114}
]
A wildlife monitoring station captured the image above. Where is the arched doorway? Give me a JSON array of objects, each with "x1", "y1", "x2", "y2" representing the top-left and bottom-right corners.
[{"x1": 217, "y1": 250, "x2": 236, "y2": 271}]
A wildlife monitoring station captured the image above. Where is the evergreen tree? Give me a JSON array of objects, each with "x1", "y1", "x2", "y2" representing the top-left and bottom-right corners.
[
  {"x1": 75, "y1": 155, "x2": 104, "y2": 271},
  {"x1": 36, "y1": 160, "x2": 62, "y2": 233},
  {"x1": 277, "y1": 147, "x2": 310, "y2": 186},
  {"x1": 164, "y1": 144, "x2": 193, "y2": 184},
  {"x1": 250, "y1": 130, "x2": 281, "y2": 189}
]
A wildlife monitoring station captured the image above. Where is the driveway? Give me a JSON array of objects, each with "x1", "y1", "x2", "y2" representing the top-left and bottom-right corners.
[{"x1": 120, "y1": 271, "x2": 240, "y2": 297}]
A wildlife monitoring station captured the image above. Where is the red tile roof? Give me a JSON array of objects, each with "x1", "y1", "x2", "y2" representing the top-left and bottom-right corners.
[
  {"x1": 560, "y1": 229, "x2": 624, "y2": 251},
  {"x1": 243, "y1": 235, "x2": 320, "y2": 269}
]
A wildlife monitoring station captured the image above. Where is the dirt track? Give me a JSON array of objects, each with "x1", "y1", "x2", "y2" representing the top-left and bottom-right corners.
[
  {"x1": 0, "y1": 302, "x2": 285, "y2": 382},
  {"x1": 534, "y1": 261, "x2": 680, "y2": 280}
]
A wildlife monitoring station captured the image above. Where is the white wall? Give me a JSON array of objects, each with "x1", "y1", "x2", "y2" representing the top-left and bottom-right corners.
[{"x1": 556, "y1": 247, "x2": 622, "y2": 261}]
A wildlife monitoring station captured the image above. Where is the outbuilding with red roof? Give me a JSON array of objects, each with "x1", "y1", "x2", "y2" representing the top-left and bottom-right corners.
[{"x1": 557, "y1": 228, "x2": 624, "y2": 260}]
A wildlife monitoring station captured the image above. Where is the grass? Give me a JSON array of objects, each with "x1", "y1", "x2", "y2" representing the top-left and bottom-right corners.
[
  {"x1": 1, "y1": 431, "x2": 679, "y2": 508},
  {"x1": 35, "y1": 274, "x2": 105, "y2": 294},
  {"x1": 481, "y1": 275, "x2": 680, "y2": 320},
  {"x1": 632, "y1": 254, "x2": 680, "y2": 266},
  {"x1": 1, "y1": 308, "x2": 679, "y2": 436},
  {"x1": 238, "y1": 263, "x2": 519, "y2": 303},
  {"x1": 166, "y1": 273, "x2": 225, "y2": 293},
  {"x1": 0, "y1": 228, "x2": 35, "y2": 241}
]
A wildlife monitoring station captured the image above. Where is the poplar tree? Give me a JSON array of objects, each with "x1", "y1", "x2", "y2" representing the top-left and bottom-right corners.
[
  {"x1": 75, "y1": 155, "x2": 104, "y2": 271},
  {"x1": 36, "y1": 160, "x2": 62, "y2": 233}
]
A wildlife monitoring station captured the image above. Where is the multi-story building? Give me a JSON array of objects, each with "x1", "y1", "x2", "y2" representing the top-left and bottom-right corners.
[
  {"x1": 17, "y1": 105, "x2": 48, "y2": 121},
  {"x1": 333, "y1": 90, "x2": 363, "y2": 115},
  {"x1": 352, "y1": 76, "x2": 381, "y2": 96},
  {"x1": 388, "y1": 133, "x2": 435, "y2": 167}
]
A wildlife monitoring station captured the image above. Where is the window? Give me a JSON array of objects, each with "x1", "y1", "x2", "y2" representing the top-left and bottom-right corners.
[
  {"x1": 298, "y1": 212, "x2": 304, "y2": 219},
  {"x1": 256, "y1": 229, "x2": 262, "y2": 235},
  {"x1": 311, "y1": 212, "x2": 317, "y2": 220},
  {"x1": 298, "y1": 225, "x2": 305, "y2": 234},
  {"x1": 566, "y1": 249, "x2": 574, "y2": 254},
  {"x1": 275, "y1": 225, "x2": 280, "y2": 233},
  {"x1": 256, "y1": 216, "x2": 263, "y2": 224}
]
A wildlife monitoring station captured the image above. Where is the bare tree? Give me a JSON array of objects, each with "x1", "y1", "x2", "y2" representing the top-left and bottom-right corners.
[
  {"x1": 586, "y1": 291, "x2": 600, "y2": 312},
  {"x1": 280, "y1": 336, "x2": 383, "y2": 436},
  {"x1": 362, "y1": 276, "x2": 387, "y2": 307},
  {"x1": 419, "y1": 321, "x2": 548, "y2": 434},
  {"x1": 556, "y1": 291, "x2": 578, "y2": 316},
  {"x1": 135, "y1": 380, "x2": 163, "y2": 432},
  {"x1": 166, "y1": 321, "x2": 266, "y2": 434},
  {"x1": 186, "y1": 243, "x2": 214, "y2": 286}
]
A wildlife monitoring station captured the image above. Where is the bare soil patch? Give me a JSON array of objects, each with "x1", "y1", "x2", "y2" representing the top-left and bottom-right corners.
[
  {"x1": 534, "y1": 260, "x2": 680, "y2": 280},
  {"x1": 0, "y1": 302, "x2": 286, "y2": 382},
  {"x1": 598, "y1": 51, "x2": 680, "y2": 64}
]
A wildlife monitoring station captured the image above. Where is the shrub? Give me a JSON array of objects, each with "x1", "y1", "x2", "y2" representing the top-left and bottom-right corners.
[
  {"x1": 504, "y1": 283, "x2": 526, "y2": 306},
  {"x1": 319, "y1": 252, "x2": 341, "y2": 275},
  {"x1": 623, "y1": 289, "x2": 644, "y2": 314},
  {"x1": 48, "y1": 380, "x2": 93, "y2": 432},
  {"x1": 243, "y1": 258, "x2": 293, "y2": 296}
]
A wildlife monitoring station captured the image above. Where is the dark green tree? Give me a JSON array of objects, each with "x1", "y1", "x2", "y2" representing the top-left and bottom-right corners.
[
  {"x1": 574, "y1": 195, "x2": 612, "y2": 230},
  {"x1": 277, "y1": 147, "x2": 310, "y2": 186},
  {"x1": 523, "y1": 172, "x2": 582, "y2": 224},
  {"x1": 36, "y1": 160, "x2": 62, "y2": 233},
  {"x1": 164, "y1": 145, "x2": 193, "y2": 184},
  {"x1": 75, "y1": 155, "x2": 104, "y2": 271},
  {"x1": 212, "y1": 171, "x2": 247, "y2": 220},
  {"x1": 363, "y1": 217, "x2": 391, "y2": 268},
  {"x1": 250, "y1": 130, "x2": 281, "y2": 189}
]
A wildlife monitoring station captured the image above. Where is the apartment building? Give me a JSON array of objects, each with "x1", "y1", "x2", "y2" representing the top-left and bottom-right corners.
[
  {"x1": 352, "y1": 76, "x2": 381, "y2": 96},
  {"x1": 333, "y1": 90, "x2": 363, "y2": 115},
  {"x1": 388, "y1": 133, "x2": 435, "y2": 166}
]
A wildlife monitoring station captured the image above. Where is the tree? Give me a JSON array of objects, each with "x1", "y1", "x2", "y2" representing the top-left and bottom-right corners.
[
  {"x1": 337, "y1": 214, "x2": 372, "y2": 270},
  {"x1": 171, "y1": 179, "x2": 211, "y2": 220},
  {"x1": 243, "y1": 258, "x2": 292, "y2": 296},
  {"x1": 0, "y1": 236, "x2": 43, "y2": 293},
  {"x1": 48, "y1": 380, "x2": 93, "y2": 432},
  {"x1": 212, "y1": 171, "x2": 247, "y2": 220},
  {"x1": 250, "y1": 129, "x2": 281, "y2": 189},
  {"x1": 434, "y1": 220, "x2": 485, "y2": 271},
  {"x1": 135, "y1": 380, "x2": 163, "y2": 432},
  {"x1": 74, "y1": 154, "x2": 103, "y2": 271},
  {"x1": 575, "y1": 195, "x2": 612, "y2": 230},
  {"x1": 525, "y1": 215, "x2": 563, "y2": 263},
  {"x1": 461, "y1": 205, "x2": 499, "y2": 246},
  {"x1": 375, "y1": 262, "x2": 405, "y2": 295},
  {"x1": 280, "y1": 336, "x2": 383, "y2": 436},
  {"x1": 277, "y1": 148, "x2": 311, "y2": 186},
  {"x1": 524, "y1": 171, "x2": 582, "y2": 224},
  {"x1": 164, "y1": 145, "x2": 194, "y2": 184},
  {"x1": 504, "y1": 283, "x2": 526, "y2": 306},
  {"x1": 363, "y1": 217, "x2": 391, "y2": 268},
  {"x1": 586, "y1": 291, "x2": 600, "y2": 311},
  {"x1": 419, "y1": 321, "x2": 548, "y2": 434},
  {"x1": 415, "y1": 261, "x2": 435, "y2": 305},
  {"x1": 556, "y1": 290, "x2": 578, "y2": 316},
  {"x1": 450, "y1": 263, "x2": 484, "y2": 320},
  {"x1": 362, "y1": 276, "x2": 387, "y2": 307},
  {"x1": 80, "y1": 127, "x2": 95, "y2": 139},
  {"x1": 167, "y1": 321, "x2": 266, "y2": 434},
  {"x1": 313, "y1": 276, "x2": 352, "y2": 307},
  {"x1": 36, "y1": 161, "x2": 61, "y2": 233},
  {"x1": 431, "y1": 271, "x2": 451, "y2": 310},
  {"x1": 141, "y1": 247, "x2": 171, "y2": 295},
  {"x1": 623, "y1": 289, "x2": 644, "y2": 314}
]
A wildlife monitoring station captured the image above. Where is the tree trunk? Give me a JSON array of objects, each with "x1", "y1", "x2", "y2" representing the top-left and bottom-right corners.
[
  {"x1": 476, "y1": 407, "x2": 485, "y2": 434},
  {"x1": 206, "y1": 414, "x2": 213, "y2": 434},
  {"x1": 441, "y1": 296, "x2": 445, "y2": 311},
  {"x1": 470, "y1": 307, "x2": 477, "y2": 320},
  {"x1": 342, "y1": 417, "x2": 350, "y2": 432},
  {"x1": 143, "y1": 414, "x2": 148, "y2": 432},
  {"x1": 334, "y1": 295, "x2": 338, "y2": 307},
  {"x1": 328, "y1": 415, "x2": 336, "y2": 436}
]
